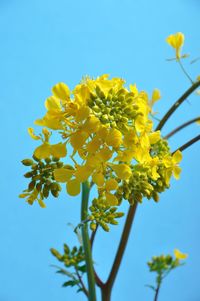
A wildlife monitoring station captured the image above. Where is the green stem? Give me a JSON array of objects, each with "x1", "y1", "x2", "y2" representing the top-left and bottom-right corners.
[
  {"x1": 154, "y1": 284, "x2": 161, "y2": 301},
  {"x1": 172, "y1": 134, "x2": 200, "y2": 154},
  {"x1": 101, "y1": 203, "x2": 138, "y2": 300},
  {"x1": 177, "y1": 59, "x2": 194, "y2": 84},
  {"x1": 81, "y1": 182, "x2": 97, "y2": 301},
  {"x1": 164, "y1": 116, "x2": 200, "y2": 139},
  {"x1": 155, "y1": 81, "x2": 200, "y2": 131}
]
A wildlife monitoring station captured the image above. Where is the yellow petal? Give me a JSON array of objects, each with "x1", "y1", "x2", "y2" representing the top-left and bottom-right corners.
[
  {"x1": 173, "y1": 165, "x2": 181, "y2": 179},
  {"x1": 83, "y1": 116, "x2": 100, "y2": 133},
  {"x1": 174, "y1": 249, "x2": 188, "y2": 260},
  {"x1": 70, "y1": 130, "x2": 89, "y2": 150},
  {"x1": 74, "y1": 165, "x2": 91, "y2": 182},
  {"x1": 111, "y1": 164, "x2": 132, "y2": 180},
  {"x1": 86, "y1": 137, "x2": 101, "y2": 154},
  {"x1": 52, "y1": 82, "x2": 70, "y2": 101},
  {"x1": 75, "y1": 106, "x2": 90, "y2": 122},
  {"x1": 51, "y1": 143, "x2": 67, "y2": 158},
  {"x1": 105, "y1": 192, "x2": 118, "y2": 206},
  {"x1": 54, "y1": 168, "x2": 74, "y2": 182},
  {"x1": 28, "y1": 128, "x2": 40, "y2": 140},
  {"x1": 105, "y1": 128, "x2": 123, "y2": 148},
  {"x1": 149, "y1": 131, "x2": 161, "y2": 144},
  {"x1": 173, "y1": 150, "x2": 182, "y2": 163},
  {"x1": 34, "y1": 143, "x2": 51, "y2": 159},
  {"x1": 105, "y1": 179, "x2": 118, "y2": 191},
  {"x1": 66, "y1": 179, "x2": 81, "y2": 196},
  {"x1": 45, "y1": 96, "x2": 61, "y2": 112},
  {"x1": 92, "y1": 172, "x2": 105, "y2": 186}
]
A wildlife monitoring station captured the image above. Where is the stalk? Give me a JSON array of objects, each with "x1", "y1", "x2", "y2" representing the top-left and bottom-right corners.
[{"x1": 81, "y1": 182, "x2": 97, "y2": 301}]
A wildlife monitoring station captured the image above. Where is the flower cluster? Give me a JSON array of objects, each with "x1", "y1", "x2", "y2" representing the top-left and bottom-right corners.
[
  {"x1": 147, "y1": 249, "x2": 188, "y2": 289},
  {"x1": 20, "y1": 74, "x2": 182, "y2": 210}
]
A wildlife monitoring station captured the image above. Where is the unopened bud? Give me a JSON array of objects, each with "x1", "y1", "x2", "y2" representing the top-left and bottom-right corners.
[{"x1": 21, "y1": 159, "x2": 34, "y2": 166}]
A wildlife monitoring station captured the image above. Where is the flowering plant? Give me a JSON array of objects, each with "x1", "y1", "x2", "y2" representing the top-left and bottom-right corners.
[{"x1": 20, "y1": 33, "x2": 200, "y2": 301}]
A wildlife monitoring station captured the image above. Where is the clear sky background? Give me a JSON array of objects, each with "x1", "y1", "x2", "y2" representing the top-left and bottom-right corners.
[{"x1": 0, "y1": 0, "x2": 200, "y2": 300}]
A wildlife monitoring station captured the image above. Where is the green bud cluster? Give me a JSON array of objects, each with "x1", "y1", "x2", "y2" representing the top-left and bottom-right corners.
[
  {"x1": 88, "y1": 86, "x2": 139, "y2": 130},
  {"x1": 147, "y1": 254, "x2": 182, "y2": 287},
  {"x1": 20, "y1": 155, "x2": 63, "y2": 206},
  {"x1": 89, "y1": 198, "x2": 124, "y2": 232},
  {"x1": 50, "y1": 244, "x2": 85, "y2": 268},
  {"x1": 150, "y1": 139, "x2": 170, "y2": 158},
  {"x1": 116, "y1": 167, "x2": 156, "y2": 204}
]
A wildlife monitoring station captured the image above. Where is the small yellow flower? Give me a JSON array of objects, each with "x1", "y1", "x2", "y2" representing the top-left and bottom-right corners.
[
  {"x1": 166, "y1": 32, "x2": 185, "y2": 59},
  {"x1": 174, "y1": 249, "x2": 188, "y2": 260}
]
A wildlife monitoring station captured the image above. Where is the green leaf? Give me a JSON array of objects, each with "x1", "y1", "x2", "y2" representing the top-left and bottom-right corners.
[
  {"x1": 77, "y1": 265, "x2": 87, "y2": 273},
  {"x1": 145, "y1": 284, "x2": 156, "y2": 291},
  {"x1": 62, "y1": 280, "x2": 79, "y2": 287}
]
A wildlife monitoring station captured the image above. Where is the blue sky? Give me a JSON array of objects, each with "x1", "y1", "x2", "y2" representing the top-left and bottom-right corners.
[{"x1": 0, "y1": 0, "x2": 200, "y2": 300}]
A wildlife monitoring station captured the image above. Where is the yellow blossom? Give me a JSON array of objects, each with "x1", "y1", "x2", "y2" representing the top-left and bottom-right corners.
[
  {"x1": 166, "y1": 32, "x2": 185, "y2": 59},
  {"x1": 174, "y1": 249, "x2": 188, "y2": 260}
]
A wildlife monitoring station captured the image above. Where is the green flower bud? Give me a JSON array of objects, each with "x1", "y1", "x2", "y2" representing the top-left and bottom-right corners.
[
  {"x1": 90, "y1": 222, "x2": 97, "y2": 231},
  {"x1": 45, "y1": 158, "x2": 51, "y2": 163},
  {"x1": 28, "y1": 181, "x2": 36, "y2": 191},
  {"x1": 24, "y1": 172, "x2": 34, "y2": 178},
  {"x1": 50, "y1": 248, "x2": 62, "y2": 260},
  {"x1": 36, "y1": 182, "x2": 43, "y2": 191},
  {"x1": 64, "y1": 244, "x2": 70, "y2": 254},
  {"x1": 21, "y1": 159, "x2": 34, "y2": 166},
  {"x1": 51, "y1": 190, "x2": 59, "y2": 198},
  {"x1": 43, "y1": 185, "x2": 50, "y2": 198}
]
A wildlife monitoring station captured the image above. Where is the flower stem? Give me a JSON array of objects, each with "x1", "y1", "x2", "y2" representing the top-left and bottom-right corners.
[
  {"x1": 101, "y1": 203, "x2": 138, "y2": 300},
  {"x1": 81, "y1": 182, "x2": 97, "y2": 301},
  {"x1": 154, "y1": 284, "x2": 161, "y2": 301},
  {"x1": 164, "y1": 117, "x2": 200, "y2": 139},
  {"x1": 156, "y1": 81, "x2": 200, "y2": 131},
  {"x1": 172, "y1": 134, "x2": 200, "y2": 154}
]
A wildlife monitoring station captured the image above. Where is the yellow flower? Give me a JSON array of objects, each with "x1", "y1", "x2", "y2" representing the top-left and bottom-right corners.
[
  {"x1": 52, "y1": 82, "x2": 70, "y2": 102},
  {"x1": 34, "y1": 142, "x2": 67, "y2": 159},
  {"x1": 174, "y1": 249, "x2": 188, "y2": 260},
  {"x1": 166, "y1": 32, "x2": 185, "y2": 59},
  {"x1": 105, "y1": 128, "x2": 123, "y2": 148},
  {"x1": 111, "y1": 163, "x2": 132, "y2": 180},
  {"x1": 66, "y1": 179, "x2": 81, "y2": 196}
]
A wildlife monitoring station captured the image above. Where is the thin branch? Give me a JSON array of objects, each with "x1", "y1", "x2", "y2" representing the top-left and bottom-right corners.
[
  {"x1": 154, "y1": 284, "x2": 161, "y2": 301},
  {"x1": 172, "y1": 134, "x2": 200, "y2": 154},
  {"x1": 164, "y1": 117, "x2": 200, "y2": 139},
  {"x1": 156, "y1": 81, "x2": 200, "y2": 131},
  {"x1": 75, "y1": 267, "x2": 89, "y2": 297},
  {"x1": 102, "y1": 203, "x2": 138, "y2": 294},
  {"x1": 90, "y1": 225, "x2": 98, "y2": 251},
  {"x1": 89, "y1": 225, "x2": 105, "y2": 288}
]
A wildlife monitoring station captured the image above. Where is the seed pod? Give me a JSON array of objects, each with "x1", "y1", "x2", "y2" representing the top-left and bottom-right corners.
[
  {"x1": 28, "y1": 180, "x2": 36, "y2": 191},
  {"x1": 21, "y1": 159, "x2": 34, "y2": 166}
]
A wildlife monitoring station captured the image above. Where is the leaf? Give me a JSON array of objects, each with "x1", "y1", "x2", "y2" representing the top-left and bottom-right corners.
[
  {"x1": 77, "y1": 265, "x2": 87, "y2": 273},
  {"x1": 145, "y1": 284, "x2": 156, "y2": 291},
  {"x1": 50, "y1": 265, "x2": 75, "y2": 279},
  {"x1": 77, "y1": 288, "x2": 83, "y2": 293},
  {"x1": 62, "y1": 280, "x2": 79, "y2": 287}
]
